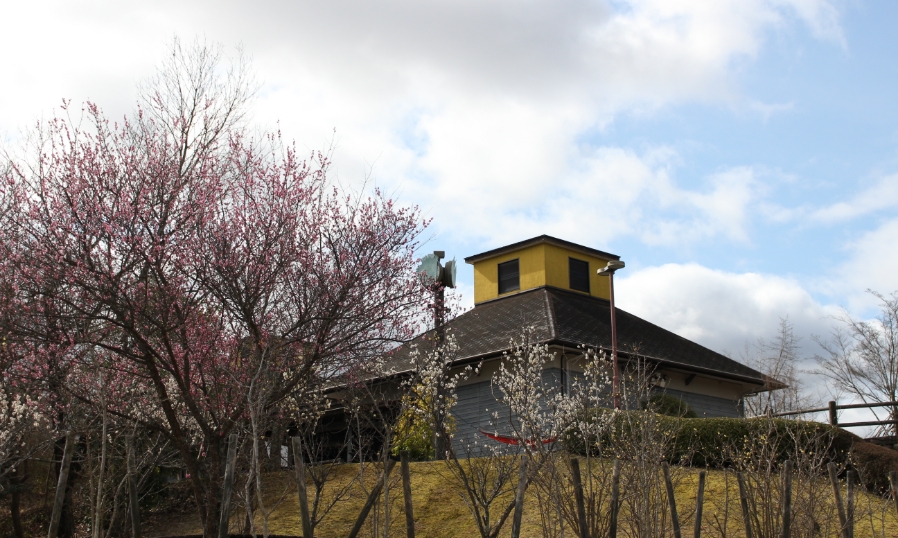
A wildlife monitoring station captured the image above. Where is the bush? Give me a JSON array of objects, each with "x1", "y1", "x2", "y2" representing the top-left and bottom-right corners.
[
  {"x1": 564, "y1": 411, "x2": 858, "y2": 469},
  {"x1": 642, "y1": 394, "x2": 697, "y2": 418},
  {"x1": 850, "y1": 440, "x2": 898, "y2": 493}
]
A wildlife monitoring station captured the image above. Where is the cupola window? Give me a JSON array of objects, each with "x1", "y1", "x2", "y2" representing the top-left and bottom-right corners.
[
  {"x1": 569, "y1": 257, "x2": 589, "y2": 293},
  {"x1": 498, "y1": 259, "x2": 520, "y2": 294}
]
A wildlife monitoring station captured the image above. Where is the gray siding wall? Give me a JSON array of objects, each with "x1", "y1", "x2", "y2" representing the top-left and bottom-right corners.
[
  {"x1": 451, "y1": 368, "x2": 564, "y2": 454},
  {"x1": 451, "y1": 380, "x2": 508, "y2": 454},
  {"x1": 450, "y1": 369, "x2": 744, "y2": 455},
  {"x1": 567, "y1": 370, "x2": 744, "y2": 418},
  {"x1": 660, "y1": 388, "x2": 743, "y2": 418}
]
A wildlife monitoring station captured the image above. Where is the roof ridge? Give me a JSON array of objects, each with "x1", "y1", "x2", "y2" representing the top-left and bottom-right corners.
[
  {"x1": 543, "y1": 288, "x2": 557, "y2": 340},
  {"x1": 465, "y1": 235, "x2": 620, "y2": 263}
]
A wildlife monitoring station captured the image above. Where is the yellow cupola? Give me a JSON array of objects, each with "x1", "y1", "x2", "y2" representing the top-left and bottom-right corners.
[{"x1": 464, "y1": 235, "x2": 620, "y2": 305}]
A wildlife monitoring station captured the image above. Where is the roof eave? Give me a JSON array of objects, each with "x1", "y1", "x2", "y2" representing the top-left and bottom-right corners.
[{"x1": 464, "y1": 235, "x2": 620, "y2": 264}]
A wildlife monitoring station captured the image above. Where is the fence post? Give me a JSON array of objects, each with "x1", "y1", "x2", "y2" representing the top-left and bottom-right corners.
[
  {"x1": 846, "y1": 470, "x2": 856, "y2": 538},
  {"x1": 662, "y1": 462, "x2": 682, "y2": 538},
  {"x1": 569, "y1": 458, "x2": 589, "y2": 538},
  {"x1": 218, "y1": 434, "x2": 239, "y2": 538},
  {"x1": 827, "y1": 463, "x2": 848, "y2": 538},
  {"x1": 693, "y1": 471, "x2": 706, "y2": 538},
  {"x1": 511, "y1": 457, "x2": 529, "y2": 538},
  {"x1": 610, "y1": 459, "x2": 621, "y2": 538},
  {"x1": 291, "y1": 437, "x2": 313, "y2": 538},
  {"x1": 400, "y1": 451, "x2": 415, "y2": 538},
  {"x1": 736, "y1": 473, "x2": 753, "y2": 538},
  {"x1": 781, "y1": 460, "x2": 792, "y2": 538},
  {"x1": 829, "y1": 401, "x2": 838, "y2": 426},
  {"x1": 347, "y1": 459, "x2": 397, "y2": 538},
  {"x1": 48, "y1": 431, "x2": 75, "y2": 538}
]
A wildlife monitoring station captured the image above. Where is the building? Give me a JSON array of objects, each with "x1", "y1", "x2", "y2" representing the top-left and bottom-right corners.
[{"x1": 390, "y1": 235, "x2": 776, "y2": 452}]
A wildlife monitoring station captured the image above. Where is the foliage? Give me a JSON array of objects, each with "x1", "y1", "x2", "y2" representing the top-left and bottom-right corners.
[
  {"x1": 641, "y1": 393, "x2": 697, "y2": 418},
  {"x1": 565, "y1": 413, "x2": 857, "y2": 468},
  {"x1": 0, "y1": 38, "x2": 429, "y2": 538},
  {"x1": 850, "y1": 439, "x2": 898, "y2": 493},
  {"x1": 390, "y1": 389, "x2": 457, "y2": 461}
]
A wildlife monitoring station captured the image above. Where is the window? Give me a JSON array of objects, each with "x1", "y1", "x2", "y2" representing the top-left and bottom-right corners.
[
  {"x1": 498, "y1": 259, "x2": 520, "y2": 294},
  {"x1": 569, "y1": 258, "x2": 589, "y2": 293}
]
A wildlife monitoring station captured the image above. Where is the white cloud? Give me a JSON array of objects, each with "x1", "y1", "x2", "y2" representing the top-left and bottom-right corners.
[
  {"x1": 616, "y1": 263, "x2": 838, "y2": 357},
  {"x1": 808, "y1": 174, "x2": 898, "y2": 223},
  {"x1": 1, "y1": 1, "x2": 842, "y2": 253},
  {"x1": 833, "y1": 218, "x2": 898, "y2": 311},
  {"x1": 748, "y1": 99, "x2": 795, "y2": 122},
  {"x1": 425, "y1": 146, "x2": 762, "y2": 250},
  {"x1": 615, "y1": 262, "x2": 851, "y2": 413},
  {"x1": 760, "y1": 172, "x2": 898, "y2": 227},
  {"x1": 780, "y1": 0, "x2": 846, "y2": 45}
]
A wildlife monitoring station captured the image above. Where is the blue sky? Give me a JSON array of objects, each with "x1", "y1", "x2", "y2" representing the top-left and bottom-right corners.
[{"x1": 3, "y1": 0, "x2": 898, "y2": 427}]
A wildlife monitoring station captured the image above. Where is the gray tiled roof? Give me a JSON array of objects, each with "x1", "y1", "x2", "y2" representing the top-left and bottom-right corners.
[{"x1": 385, "y1": 286, "x2": 765, "y2": 385}]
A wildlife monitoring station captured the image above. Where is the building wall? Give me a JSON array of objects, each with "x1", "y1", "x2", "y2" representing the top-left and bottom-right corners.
[
  {"x1": 542, "y1": 243, "x2": 612, "y2": 300},
  {"x1": 470, "y1": 243, "x2": 614, "y2": 304},
  {"x1": 450, "y1": 368, "x2": 564, "y2": 454},
  {"x1": 660, "y1": 387, "x2": 744, "y2": 418},
  {"x1": 472, "y1": 243, "x2": 547, "y2": 304},
  {"x1": 561, "y1": 351, "x2": 754, "y2": 408},
  {"x1": 450, "y1": 364, "x2": 744, "y2": 455}
]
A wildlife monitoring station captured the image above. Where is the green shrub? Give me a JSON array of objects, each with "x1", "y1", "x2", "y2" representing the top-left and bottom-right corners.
[
  {"x1": 564, "y1": 411, "x2": 858, "y2": 469},
  {"x1": 563, "y1": 411, "x2": 898, "y2": 495},
  {"x1": 671, "y1": 416, "x2": 856, "y2": 467},
  {"x1": 850, "y1": 440, "x2": 898, "y2": 493},
  {"x1": 642, "y1": 394, "x2": 697, "y2": 418}
]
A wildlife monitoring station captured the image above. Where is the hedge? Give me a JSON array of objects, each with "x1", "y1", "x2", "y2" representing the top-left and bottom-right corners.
[
  {"x1": 564, "y1": 411, "x2": 858, "y2": 469},
  {"x1": 641, "y1": 393, "x2": 698, "y2": 418}
]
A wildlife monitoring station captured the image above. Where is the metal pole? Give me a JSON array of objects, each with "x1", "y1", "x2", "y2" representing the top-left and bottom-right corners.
[
  {"x1": 609, "y1": 271, "x2": 620, "y2": 410},
  {"x1": 433, "y1": 283, "x2": 447, "y2": 459}
]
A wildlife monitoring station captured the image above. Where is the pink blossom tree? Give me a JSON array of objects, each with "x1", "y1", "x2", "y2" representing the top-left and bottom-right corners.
[{"x1": 0, "y1": 39, "x2": 428, "y2": 537}]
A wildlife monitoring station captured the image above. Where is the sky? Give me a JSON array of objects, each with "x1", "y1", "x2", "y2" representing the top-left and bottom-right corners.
[{"x1": 3, "y1": 0, "x2": 898, "y2": 430}]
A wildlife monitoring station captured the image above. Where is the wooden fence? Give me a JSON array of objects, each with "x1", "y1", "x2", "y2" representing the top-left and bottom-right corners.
[{"x1": 770, "y1": 400, "x2": 898, "y2": 430}]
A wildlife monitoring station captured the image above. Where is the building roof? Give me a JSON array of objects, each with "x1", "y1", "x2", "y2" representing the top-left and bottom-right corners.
[
  {"x1": 385, "y1": 286, "x2": 767, "y2": 386},
  {"x1": 463, "y1": 235, "x2": 620, "y2": 264}
]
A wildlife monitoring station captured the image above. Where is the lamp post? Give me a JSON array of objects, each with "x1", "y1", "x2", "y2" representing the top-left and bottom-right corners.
[{"x1": 598, "y1": 260, "x2": 625, "y2": 410}]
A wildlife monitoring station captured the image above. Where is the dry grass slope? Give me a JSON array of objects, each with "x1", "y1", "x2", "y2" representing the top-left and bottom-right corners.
[{"x1": 143, "y1": 459, "x2": 898, "y2": 538}]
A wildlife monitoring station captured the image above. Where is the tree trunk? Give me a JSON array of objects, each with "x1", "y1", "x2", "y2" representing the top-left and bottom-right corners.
[
  {"x1": 50, "y1": 433, "x2": 78, "y2": 538},
  {"x1": 50, "y1": 432, "x2": 76, "y2": 538},
  {"x1": 10, "y1": 459, "x2": 26, "y2": 538}
]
